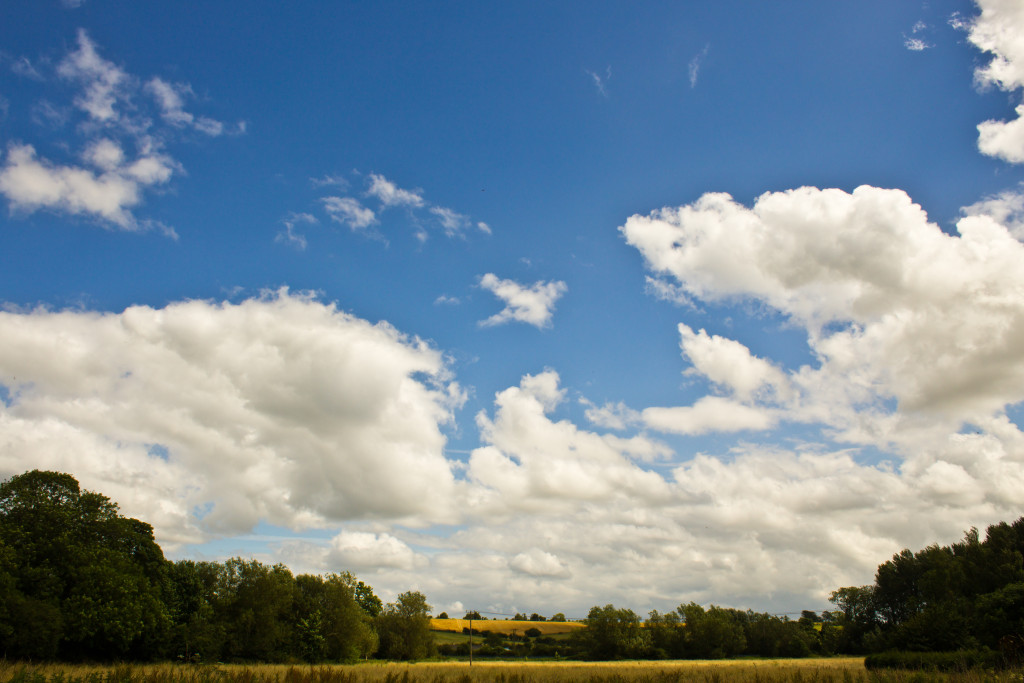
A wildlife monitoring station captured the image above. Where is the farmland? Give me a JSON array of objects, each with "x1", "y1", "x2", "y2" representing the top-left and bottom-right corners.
[
  {"x1": 430, "y1": 619, "x2": 586, "y2": 636},
  {"x1": 3, "y1": 659, "x2": 1022, "y2": 683}
]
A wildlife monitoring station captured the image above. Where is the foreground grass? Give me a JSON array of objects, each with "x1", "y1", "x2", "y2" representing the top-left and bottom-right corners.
[{"x1": 1, "y1": 659, "x2": 1021, "y2": 683}]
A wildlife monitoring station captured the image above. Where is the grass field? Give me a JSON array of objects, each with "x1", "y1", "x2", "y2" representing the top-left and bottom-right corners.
[
  {"x1": 2, "y1": 659, "x2": 1022, "y2": 683},
  {"x1": 430, "y1": 619, "x2": 585, "y2": 636}
]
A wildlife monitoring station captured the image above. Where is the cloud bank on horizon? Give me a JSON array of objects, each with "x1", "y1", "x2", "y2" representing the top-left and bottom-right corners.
[{"x1": 1, "y1": 0, "x2": 1024, "y2": 616}]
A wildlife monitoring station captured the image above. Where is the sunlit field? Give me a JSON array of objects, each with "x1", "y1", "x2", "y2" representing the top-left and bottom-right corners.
[
  {"x1": 3, "y1": 658, "x2": 1022, "y2": 683},
  {"x1": 430, "y1": 620, "x2": 585, "y2": 636}
]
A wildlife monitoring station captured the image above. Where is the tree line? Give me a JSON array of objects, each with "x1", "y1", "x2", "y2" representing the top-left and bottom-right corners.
[
  {"x1": 0, "y1": 470, "x2": 433, "y2": 662},
  {"x1": 564, "y1": 517, "x2": 1023, "y2": 660},
  {"x1": 827, "y1": 517, "x2": 1024, "y2": 655},
  {"x1": 2, "y1": 470, "x2": 1022, "y2": 662}
]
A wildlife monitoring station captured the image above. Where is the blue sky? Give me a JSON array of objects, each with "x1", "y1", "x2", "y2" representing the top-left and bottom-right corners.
[{"x1": 3, "y1": 0, "x2": 1024, "y2": 617}]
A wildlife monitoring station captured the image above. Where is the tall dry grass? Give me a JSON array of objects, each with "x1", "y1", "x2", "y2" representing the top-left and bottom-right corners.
[{"x1": 0, "y1": 659, "x2": 1020, "y2": 683}]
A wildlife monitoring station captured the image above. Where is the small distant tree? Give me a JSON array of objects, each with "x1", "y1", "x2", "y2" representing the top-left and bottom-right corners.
[
  {"x1": 550, "y1": 612, "x2": 567, "y2": 622},
  {"x1": 437, "y1": 611, "x2": 449, "y2": 619},
  {"x1": 464, "y1": 610, "x2": 482, "y2": 620},
  {"x1": 529, "y1": 612, "x2": 545, "y2": 621},
  {"x1": 514, "y1": 612, "x2": 528, "y2": 621}
]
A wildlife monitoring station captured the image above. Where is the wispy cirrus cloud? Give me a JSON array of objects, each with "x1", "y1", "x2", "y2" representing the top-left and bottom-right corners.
[
  {"x1": 585, "y1": 66, "x2": 611, "y2": 97},
  {"x1": 56, "y1": 29, "x2": 129, "y2": 123},
  {"x1": 284, "y1": 171, "x2": 491, "y2": 247},
  {"x1": 688, "y1": 44, "x2": 710, "y2": 88},
  {"x1": 146, "y1": 78, "x2": 228, "y2": 136},
  {"x1": 0, "y1": 29, "x2": 238, "y2": 234},
  {"x1": 903, "y1": 21, "x2": 933, "y2": 51},
  {"x1": 275, "y1": 212, "x2": 318, "y2": 250}
]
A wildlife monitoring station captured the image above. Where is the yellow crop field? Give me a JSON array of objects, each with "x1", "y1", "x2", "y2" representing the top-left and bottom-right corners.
[{"x1": 430, "y1": 618, "x2": 586, "y2": 635}]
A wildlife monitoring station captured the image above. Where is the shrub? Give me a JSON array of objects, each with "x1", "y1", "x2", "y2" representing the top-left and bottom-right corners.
[{"x1": 864, "y1": 649, "x2": 1002, "y2": 671}]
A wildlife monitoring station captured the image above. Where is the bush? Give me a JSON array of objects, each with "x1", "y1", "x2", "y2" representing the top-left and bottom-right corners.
[{"x1": 865, "y1": 649, "x2": 1002, "y2": 671}]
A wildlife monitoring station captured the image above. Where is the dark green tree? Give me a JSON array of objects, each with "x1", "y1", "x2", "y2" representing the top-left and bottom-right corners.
[
  {"x1": 829, "y1": 585, "x2": 881, "y2": 653},
  {"x1": 166, "y1": 559, "x2": 226, "y2": 662},
  {"x1": 376, "y1": 590, "x2": 434, "y2": 660},
  {"x1": 218, "y1": 558, "x2": 296, "y2": 661},
  {"x1": 573, "y1": 604, "x2": 649, "y2": 659},
  {"x1": 352, "y1": 577, "x2": 382, "y2": 618},
  {"x1": 0, "y1": 470, "x2": 170, "y2": 660},
  {"x1": 317, "y1": 573, "x2": 378, "y2": 660},
  {"x1": 645, "y1": 609, "x2": 683, "y2": 658},
  {"x1": 677, "y1": 603, "x2": 746, "y2": 659}
]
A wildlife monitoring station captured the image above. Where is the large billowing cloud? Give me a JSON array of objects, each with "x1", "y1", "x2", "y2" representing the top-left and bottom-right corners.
[
  {"x1": 0, "y1": 290, "x2": 464, "y2": 546},
  {"x1": 321, "y1": 366, "x2": 1024, "y2": 615},
  {"x1": 2, "y1": 286, "x2": 1021, "y2": 615},
  {"x1": 3, "y1": 1, "x2": 1024, "y2": 620},
  {"x1": 546, "y1": 173, "x2": 1024, "y2": 613},
  {"x1": 468, "y1": 370, "x2": 671, "y2": 512},
  {"x1": 623, "y1": 185, "x2": 1024, "y2": 424}
]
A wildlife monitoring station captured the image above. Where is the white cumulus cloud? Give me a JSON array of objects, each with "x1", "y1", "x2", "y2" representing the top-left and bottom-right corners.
[
  {"x1": 965, "y1": 0, "x2": 1024, "y2": 162},
  {"x1": 326, "y1": 530, "x2": 427, "y2": 571},
  {"x1": 0, "y1": 142, "x2": 175, "y2": 230},
  {"x1": 0, "y1": 290, "x2": 465, "y2": 547},
  {"x1": 469, "y1": 370, "x2": 671, "y2": 511},
  {"x1": 478, "y1": 273, "x2": 567, "y2": 329},
  {"x1": 623, "y1": 185, "x2": 1024, "y2": 421},
  {"x1": 678, "y1": 324, "x2": 790, "y2": 402},
  {"x1": 366, "y1": 173, "x2": 425, "y2": 209},
  {"x1": 322, "y1": 196, "x2": 376, "y2": 230},
  {"x1": 510, "y1": 548, "x2": 571, "y2": 578},
  {"x1": 643, "y1": 397, "x2": 777, "y2": 436}
]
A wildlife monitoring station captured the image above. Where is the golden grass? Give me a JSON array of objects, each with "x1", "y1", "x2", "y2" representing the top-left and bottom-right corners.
[
  {"x1": 2, "y1": 658, "x2": 1021, "y2": 683},
  {"x1": 430, "y1": 619, "x2": 586, "y2": 635}
]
